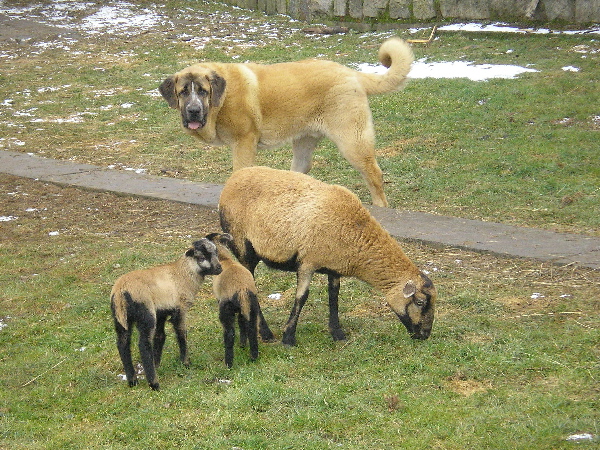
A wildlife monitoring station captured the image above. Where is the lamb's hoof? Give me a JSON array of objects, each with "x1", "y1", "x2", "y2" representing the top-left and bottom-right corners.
[
  {"x1": 149, "y1": 382, "x2": 160, "y2": 391},
  {"x1": 128, "y1": 378, "x2": 139, "y2": 388},
  {"x1": 260, "y1": 330, "x2": 276, "y2": 343}
]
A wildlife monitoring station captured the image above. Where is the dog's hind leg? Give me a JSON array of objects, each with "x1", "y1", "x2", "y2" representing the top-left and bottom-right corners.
[
  {"x1": 328, "y1": 123, "x2": 388, "y2": 207},
  {"x1": 291, "y1": 135, "x2": 321, "y2": 173}
]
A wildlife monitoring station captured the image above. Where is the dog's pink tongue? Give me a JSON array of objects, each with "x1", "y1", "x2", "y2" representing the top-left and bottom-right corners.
[{"x1": 187, "y1": 122, "x2": 201, "y2": 130}]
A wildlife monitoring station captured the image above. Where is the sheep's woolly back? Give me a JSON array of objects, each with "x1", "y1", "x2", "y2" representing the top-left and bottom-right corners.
[{"x1": 219, "y1": 167, "x2": 421, "y2": 293}]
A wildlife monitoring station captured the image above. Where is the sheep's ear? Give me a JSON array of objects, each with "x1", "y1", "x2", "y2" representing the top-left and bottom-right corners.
[
  {"x1": 208, "y1": 71, "x2": 226, "y2": 107},
  {"x1": 403, "y1": 280, "x2": 416, "y2": 298},
  {"x1": 185, "y1": 248, "x2": 195, "y2": 257},
  {"x1": 159, "y1": 75, "x2": 178, "y2": 108}
]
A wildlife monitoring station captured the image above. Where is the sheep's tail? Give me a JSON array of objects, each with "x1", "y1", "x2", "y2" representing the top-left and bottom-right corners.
[
  {"x1": 357, "y1": 38, "x2": 414, "y2": 95},
  {"x1": 111, "y1": 289, "x2": 129, "y2": 330}
]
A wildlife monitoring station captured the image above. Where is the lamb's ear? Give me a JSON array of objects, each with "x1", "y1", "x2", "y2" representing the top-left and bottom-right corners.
[
  {"x1": 219, "y1": 233, "x2": 233, "y2": 244},
  {"x1": 205, "y1": 232, "x2": 220, "y2": 242},
  {"x1": 403, "y1": 280, "x2": 416, "y2": 298},
  {"x1": 208, "y1": 71, "x2": 226, "y2": 107},
  {"x1": 185, "y1": 248, "x2": 195, "y2": 257},
  {"x1": 159, "y1": 75, "x2": 178, "y2": 108}
]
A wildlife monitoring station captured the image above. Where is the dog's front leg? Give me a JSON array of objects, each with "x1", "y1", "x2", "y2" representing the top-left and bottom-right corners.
[{"x1": 231, "y1": 135, "x2": 259, "y2": 171}]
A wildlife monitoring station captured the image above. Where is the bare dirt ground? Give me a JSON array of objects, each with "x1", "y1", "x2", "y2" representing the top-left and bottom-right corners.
[{"x1": 0, "y1": 13, "x2": 77, "y2": 42}]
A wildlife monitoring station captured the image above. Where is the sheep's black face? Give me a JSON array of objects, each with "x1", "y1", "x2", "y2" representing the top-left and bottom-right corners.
[
  {"x1": 391, "y1": 273, "x2": 436, "y2": 340},
  {"x1": 190, "y1": 239, "x2": 222, "y2": 276}
]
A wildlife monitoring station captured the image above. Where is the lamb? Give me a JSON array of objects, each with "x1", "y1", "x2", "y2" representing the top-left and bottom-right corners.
[
  {"x1": 218, "y1": 166, "x2": 437, "y2": 347},
  {"x1": 206, "y1": 232, "x2": 272, "y2": 368},
  {"x1": 110, "y1": 238, "x2": 222, "y2": 390}
]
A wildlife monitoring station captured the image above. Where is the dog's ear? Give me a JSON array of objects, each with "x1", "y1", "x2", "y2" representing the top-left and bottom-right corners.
[
  {"x1": 159, "y1": 75, "x2": 178, "y2": 108},
  {"x1": 208, "y1": 72, "x2": 226, "y2": 107}
]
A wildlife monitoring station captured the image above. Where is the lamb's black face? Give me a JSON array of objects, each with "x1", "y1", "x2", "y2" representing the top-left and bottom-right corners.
[{"x1": 190, "y1": 239, "x2": 222, "y2": 276}]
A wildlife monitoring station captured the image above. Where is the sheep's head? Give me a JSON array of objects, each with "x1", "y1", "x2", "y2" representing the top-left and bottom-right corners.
[
  {"x1": 187, "y1": 238, "x2": 222, "y2": 276},
  {"x1": 387, "y1": 272, "x2": 436, "y2": 340}
]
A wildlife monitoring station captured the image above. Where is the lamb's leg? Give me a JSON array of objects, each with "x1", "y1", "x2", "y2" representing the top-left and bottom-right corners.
[
  {"x1": 137, "y1": 315, "x2": 159, "y2": 390},
  {"x1": 242, "y1": 255, "x2": 275, "y2": 342},
  {"x1": 219, "y1": 302, "x2": 236, "y2": 368},
  {"x1": 247, "y1": 296, "x2": 259, "y2": 361},
  {"x1": 171, "y1": 309, "x2": 189, "y2": 367},
  {"x1": 114, "y1": 320, "x2": 137, "y2": 387},
  {"x1": 238, "y1": 313, "x2": 247, "y2": 348},
  {"x1": 327, "y1": 274, "x2": 346, "y2": 341},
  {"x1": 153, "y1": 314, "x2": 167, "y2": 367},
  {"x1": 281, "y1": 267, "x2": 314, "y2": 346}
]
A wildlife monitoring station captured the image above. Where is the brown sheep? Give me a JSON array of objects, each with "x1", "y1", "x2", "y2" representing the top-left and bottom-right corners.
[
  {"x1": 110, "y1": 238, "x2": 222, "y2": 390},
  {"x1": 218, "y1": 167, "x2": 437, "y2": 347}
]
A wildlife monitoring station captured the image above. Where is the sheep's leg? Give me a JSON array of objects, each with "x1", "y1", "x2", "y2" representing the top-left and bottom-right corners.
[
  {"x1": 291, "y1": 135, "x2": 320, "y2": 173},
  {"x1": 282, "y1": 267, "x2": 314, "y2": 346},
  {"x1": 114, "y1": 320, "x2": 137, "y2": 387},
  {"x1": 153, "y1": 313, "x2": 167, "y2": 368},
  {"x1": 170, "y1": 309, "x2": 189, "y2": 367},
  {"x1": 327, "y1": 274, "x2": 346, "y2": 341},
  {"x1": 219, "y1": 302, "x2": 236, "y2": 368},
  {"x1": 137, "y1": 315, "x2": 159, "y2": 390},
  {"x1": 257, "y1": 307, "x2": 275, "y2": 342}
]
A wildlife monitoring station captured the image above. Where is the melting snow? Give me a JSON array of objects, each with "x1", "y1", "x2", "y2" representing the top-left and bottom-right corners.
[
  {"x1": 357, "y1": 60, "x2": 539, "y2": 81},
  {"x1": 438, "y1": 22, "x2": 600, "y2": 35}
]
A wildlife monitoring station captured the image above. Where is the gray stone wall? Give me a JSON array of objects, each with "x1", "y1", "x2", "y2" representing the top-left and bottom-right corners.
[{"x1": 221, "y1": 0, "x2": 600, "y2": 23}]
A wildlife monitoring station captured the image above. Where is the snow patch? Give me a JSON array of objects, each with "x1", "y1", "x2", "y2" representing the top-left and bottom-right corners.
[{"x1": 356, "y1": 59, "x2": 539, "y2": 81}]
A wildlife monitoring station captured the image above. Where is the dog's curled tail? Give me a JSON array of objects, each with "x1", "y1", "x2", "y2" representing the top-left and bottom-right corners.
[{"x1": 358, "y1": 38, "x2": 414, "y2": 95}]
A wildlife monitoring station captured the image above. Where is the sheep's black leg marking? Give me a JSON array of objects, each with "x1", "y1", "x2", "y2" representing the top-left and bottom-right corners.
[
  {"x1": 153, "y1": 313, "x2": 168, "y2": 368},
  {"x1": 113, "y1": 317, "x2": 137, "y2": 387},
  {"x1": 257, "y1": 307, "x2": 275, "y2": 342},
  {"x1": 238, "y1": 313, "x2": 247, "y2": 348},
  {"x1": 327, "y1": 274, "x2": 346, "y2": 341},
  {"x1": 219, "y1": 302, "x2": 236, "y2": 368},
  {"x1": 136, "y1": 307, "x2": 159, "y2": 390},
  {"x1": 170, "y1": 309, "x2": 189, "y2": 367},
  {"x1": 282, "y1": 268, "x2": 313, "y2": 346},
  {"x1": 248, "y1": 296, "x2": 259, "y2": 361}
]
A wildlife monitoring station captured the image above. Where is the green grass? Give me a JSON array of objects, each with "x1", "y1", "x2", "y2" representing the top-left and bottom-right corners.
[
  {"x1": 1, "y1": 174, "x2": 599, "y2": 449},
  {"x1": 0, "y1": 1, "x2": 598, "y2": 234},
  {"x1": 0, "y1": 1, "x2": 599, "y2": 448}
]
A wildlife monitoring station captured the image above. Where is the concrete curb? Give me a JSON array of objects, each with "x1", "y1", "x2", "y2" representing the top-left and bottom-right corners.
[{"x1": 1, "y1": 150, "x2": 598, "y2": 269}]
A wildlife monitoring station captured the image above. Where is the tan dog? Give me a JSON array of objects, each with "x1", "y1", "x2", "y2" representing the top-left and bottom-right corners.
[{"x1": 159, "y1": 39, "x2": 414, "y2": 207}]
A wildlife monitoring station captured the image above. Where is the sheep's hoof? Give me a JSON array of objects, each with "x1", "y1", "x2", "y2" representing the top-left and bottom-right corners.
[
  {"x1": 149, "y1": 382, "x2": 160, "y2": 391},
  {"x1": 331, "y1": 329, "x2": 346, "y2": 341},
  {"x1": 281, "y1": 337, "x2": 296, "y2": 347},
  {"x1": 128, "y1": 378, "x2": 139, "y2": 388}
]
